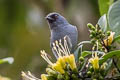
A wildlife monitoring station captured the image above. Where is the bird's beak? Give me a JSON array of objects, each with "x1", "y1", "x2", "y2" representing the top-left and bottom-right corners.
[{"x1": 45, "y1": 16, "x2": 54, "y2": 21}]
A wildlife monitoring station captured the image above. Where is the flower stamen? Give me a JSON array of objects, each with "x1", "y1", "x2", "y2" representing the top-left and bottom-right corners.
[
  {"x1": 59, "y1": 39, "x2": 67, "y2": 56},
  {"x1": 64, "y1": 36, "x2": 70, "y2": 55},
  {"x1": 41, "y1": 50, "x2": 53, "y2": 65}
]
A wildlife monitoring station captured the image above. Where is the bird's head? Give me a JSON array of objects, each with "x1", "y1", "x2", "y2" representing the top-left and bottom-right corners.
[{"x1": 45, "y1": 12, "x2": 68, "y2": 29}]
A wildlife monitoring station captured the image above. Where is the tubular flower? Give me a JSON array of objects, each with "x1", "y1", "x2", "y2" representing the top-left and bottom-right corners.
[
  {"x1": 52, "y1": 62, "x2": 65, "y2": 74},
  {"x1": 41, "y1": 36, "x2": 76, "y2": 74},
  {"x1": 41, "y1": 50, "x2": 65, "y2": 74},
  {"x1": 89, "y1": 53, "x2": 99, "y2": 70},
  {"x1": 104, "y1": 32, "x2": 115, "y2": 46},
  {"x1": 64, "y1": 54, "x2": 76, "y2": 70},
  {"x1": 41, "y1": 74, "x2": 48, "y2": 80}
]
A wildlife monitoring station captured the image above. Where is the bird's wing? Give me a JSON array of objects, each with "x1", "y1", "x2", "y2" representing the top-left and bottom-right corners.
[{"x1": 65, "y1": 35, "x2": 72, "y2": 50}]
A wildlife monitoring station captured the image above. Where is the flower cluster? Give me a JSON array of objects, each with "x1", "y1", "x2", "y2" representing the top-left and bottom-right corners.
[
  {"x1": 21, "y1": 23, "x2": 120, "y2": 80},
  {"x1": 40, "y1": 36, "x2": 77, "y2": 80},
  {"x1": 87, "y1": 23, "x2": 115, "y2": 52}
]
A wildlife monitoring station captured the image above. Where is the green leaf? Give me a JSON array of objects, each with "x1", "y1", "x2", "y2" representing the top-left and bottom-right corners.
[
  {"x1": 81, "y1": 51, "x2": 91, "y2": 57},
  {"x1": 99, "y1": 50, "x2": 120, "y2": 64},
  {"x1": 98, "y1": 14, "x2": 108, "y2": 32},
  {"x1": 98, "y1": 0, "x2": 113, "y2": 16},
  {"x1": 113, "y1": 35, "x2": 120, "y2": 43},
  {"x1": 108, "y1": 0, "x2": 120, "y2": 37},
  {"x1": 74, "y1": 45, "x2": 81, "y2": 61},
  {"x1": 74, "y1": 41, "x2": 91, "y2": 61},
  {"x1": 0, "y1": 57, "x2": 14, "y2": 64}
]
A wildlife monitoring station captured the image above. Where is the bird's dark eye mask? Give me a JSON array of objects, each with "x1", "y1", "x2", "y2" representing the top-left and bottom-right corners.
[
  {"x1": 51, "y1": 14, "x2": 58, "y2": 19},
  {"x1": 46, "y1": 14, "x2": 58, "y2": 23}
]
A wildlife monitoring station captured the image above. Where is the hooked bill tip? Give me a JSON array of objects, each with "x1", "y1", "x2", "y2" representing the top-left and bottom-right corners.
[{"x1": 45, "y1": 16, "x2": 54, "y2": 21}]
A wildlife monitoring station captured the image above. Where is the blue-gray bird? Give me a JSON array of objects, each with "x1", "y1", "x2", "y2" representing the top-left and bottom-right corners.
[{"x1": 45, "y1": 12, "x2": 78, "y2": 58}]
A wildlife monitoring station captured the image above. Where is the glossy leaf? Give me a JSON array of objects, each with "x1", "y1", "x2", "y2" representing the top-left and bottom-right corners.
[
  {"x1": 108, "y1": 0, "x2": 120, "y2": 37},
  {"x1": 74, "y1": 45, "x2": 82, "y2": 61},
  {"x1": 98, "y1": 0, "x2": 113, "y2": 16},
  {"x1": 74, "y1": 41, "x2": 91, "y2": 61},
  {"x1": 99, "y1": 50, "x2": 120, "y2": 64},
  {"x1": 98, "y1": 14, "x2": 108, "y2": 32},
  {"x1": 113, "y1": 35, "x2": 120, "y2": 43},
  {"x1": 81, "y1": 51, "x2": 91, "y2": 57}
]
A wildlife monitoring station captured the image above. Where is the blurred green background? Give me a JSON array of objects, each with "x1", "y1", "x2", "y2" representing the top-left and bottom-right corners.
[{"x1": 0, "y1": 0, "x2": 100, "y2": 80}]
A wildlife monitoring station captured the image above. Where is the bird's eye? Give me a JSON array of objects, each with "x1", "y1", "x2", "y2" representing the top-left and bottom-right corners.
[
  {"x1": 54, "y1": 14, "x2": 58, "y2": 17},
  {"x1": 51, "y1": 14, "x2": 58, "y2": 19}
]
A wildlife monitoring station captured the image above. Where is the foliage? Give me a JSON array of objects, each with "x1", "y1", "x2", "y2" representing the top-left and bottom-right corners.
[
  {"x1": 98, "y1": 0, "x2": 114, "y2": 16},
  {"x1": 108, "y1": 0, "x2": 120, "y2": 37}
]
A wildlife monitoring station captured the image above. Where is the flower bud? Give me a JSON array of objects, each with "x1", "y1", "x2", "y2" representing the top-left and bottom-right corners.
[
  {"x1": 89, "y1": 66, "x2": 94, "y2": 72},
  {"x1": 101, "y1": 63, "x2": 107, "y2": 70},
  {"x1": 87, "y1": 71, "x2": 91, "y2": 77},
  {"x1": 106, "y1": 31, "x2": 111, "y2": 36},
  {"x1": 46, "y1": 68, "x2": 56, "y2": 75},
  {"x1": 72, "y1": 74, "x2": 78, "y2": 79},
  {"x1": 87, "y1": 23, "x2": 95, "y2": 30},
  {"x1": 90, "y1": 34, "x2": 94, "y2": 38},
  {"x1": 41, "y1": 74, "x2": 48, "y2": 80},
  {"x1": 91, "y1": 31, "x2": 96, "y2": 37},
  {"x1": 57, "y1": 74, "x2": 63, "y2": 79},
  {"x1": 98, "y1": 30, "x2": 102, "y2": 34},
  {"x1": 89, "y1": 53, "x2": 99, "y2": 70},
  {"x1": 91, "y1": 39, "x2": 96, "y2": 43},
  {"x1": 79, "y1": 56, "x2": 84, "y2": 62}
]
